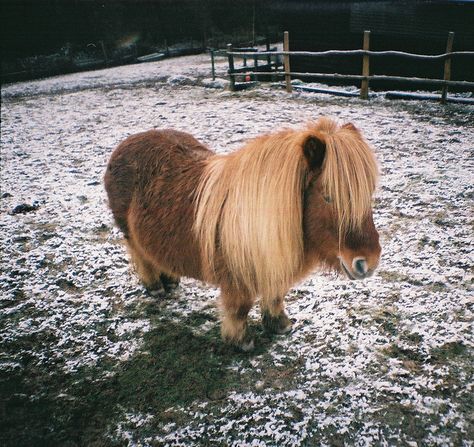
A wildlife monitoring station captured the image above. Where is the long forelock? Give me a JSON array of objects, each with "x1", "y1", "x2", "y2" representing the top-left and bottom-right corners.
[{"x1": 314, "y1": 118, "x2": 379, "y2": 236}]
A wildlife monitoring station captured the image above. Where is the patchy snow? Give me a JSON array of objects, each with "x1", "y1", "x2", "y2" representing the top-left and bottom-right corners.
[{"x1": 1, "y1": 52, "x2": 473, "y2": 446}]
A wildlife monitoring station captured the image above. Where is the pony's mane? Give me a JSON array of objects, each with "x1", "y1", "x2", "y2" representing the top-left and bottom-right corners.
[{"x1": 194, "y1": 118, "x2": 378, "y2": 298}]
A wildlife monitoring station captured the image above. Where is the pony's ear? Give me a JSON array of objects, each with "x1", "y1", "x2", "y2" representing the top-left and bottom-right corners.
[
  {"x1": 303, "y1": 135, "x2": 326, "y2": 170},
  {"x1": 342, "y1": 122, "x2": 358, "y2": 132}
]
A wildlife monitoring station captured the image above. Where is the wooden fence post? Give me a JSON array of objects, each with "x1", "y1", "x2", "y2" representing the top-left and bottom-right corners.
[
  {"x1": 211, "y1": 49, "x2": 216, "y2": 81},
  {"x1": 266, "y1": 38, "x2": 271, "y2": 67},
  {"x1": 360, "y1": 30, "x2": 370, "y2": 99},
  {"x1": 441, "y1": 32, "x2": 455, "y2": 103},
  {"x1": 284, "y1": 31, "x2": 292, "y2": 93},
  {"x1": 100, "y1": 40, "x2": 108, "y2": 66},
  {"x1": 227, "y1": 43, "x2": 235, "y2": 91}
]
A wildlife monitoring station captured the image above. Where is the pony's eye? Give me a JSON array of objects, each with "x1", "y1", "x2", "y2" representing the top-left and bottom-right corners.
[{"x1": 324, "y1": 196, "x2": 332, "y2": 203}]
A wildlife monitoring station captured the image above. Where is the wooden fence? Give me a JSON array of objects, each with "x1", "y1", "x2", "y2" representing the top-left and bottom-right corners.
[
  {"x1": 226, "y1": 31, "x2": 474, "y2": 103},
  {"x1": 209, "y1": 40, "x2": 280, "y2": 81}
]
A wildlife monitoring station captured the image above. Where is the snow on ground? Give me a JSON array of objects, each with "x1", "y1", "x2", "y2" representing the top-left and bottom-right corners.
[{"x1": 1, "y1": 53, "x2": 473, "y2": 446}]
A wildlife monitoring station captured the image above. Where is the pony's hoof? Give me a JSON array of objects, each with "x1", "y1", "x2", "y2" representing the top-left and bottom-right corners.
[
  {"x1": 146, "y1": 282, "x2": 166, "y2": 297},
  {"x1": 160, "y1": 274, "x2": 180, "y2": 293},
  {"x1": 262, "y1": 312, "x2": 293, "y2": 335},
  {"x1": 224, "y1": 332, "x2": 255, "y2": 352},
  {"x1": 276, "y1": 320, "x2": 293, "y2": 334},
  {"x1": 239, "y1": 338, "x2": 255, "y2": 352}
]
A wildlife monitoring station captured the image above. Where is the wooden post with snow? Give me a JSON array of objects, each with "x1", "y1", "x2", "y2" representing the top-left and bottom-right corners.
[
  {"x1": 284, "y1": 31, "x2": 292, "y2": 93},
  {"x1": 227, "y1": 44, "x2": 235, "y2": 91},
  {"x1": 266, "y1": 38, "x2": 271, "y2": 67},
  {"x1": 211, "y1": 49, "x2": 216, "y2": 81},
  {"x1": 360, "y1": 31, "x2": 370, "y2": 100},
  {"x1": 441, "y1": 32, "x2": 455, "y2": 104}
]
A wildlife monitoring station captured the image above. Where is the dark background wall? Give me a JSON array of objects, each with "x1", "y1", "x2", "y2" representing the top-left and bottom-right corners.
[
  {"x1": 270, "y1": 0, "x2": 474, "y2": 85},
  {"x1": 1, "y1": 0, "x2": 473, "y2": 87},
  {"x1": 1, "y1": 0, "x2": 277, "y2": 59}
]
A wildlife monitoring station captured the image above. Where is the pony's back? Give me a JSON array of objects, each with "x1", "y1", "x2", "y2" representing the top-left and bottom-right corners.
[{"x1": 104, "y1": 129, "x2": 211, "y2": 238}]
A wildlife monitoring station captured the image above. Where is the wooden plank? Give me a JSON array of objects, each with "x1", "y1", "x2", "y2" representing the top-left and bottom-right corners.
[
  {"x1": 229, "y1": 49, "x2": 474, "y2": 60},
  {"x1": 293, "y1": 85, "x2": 361, "y2": 97},
  {"x1": 360, "y1": 31, "x2": 370, "y2": 99},
  {"x1": 228, "y1": 70, "x2": 474, "y2": 88},
  {"x1": 231, "y1": 63, "x2": 276, "y2": 74},
  {"x1": 370, "y1": 74, "x2": 474, "y2": 88},
  {"x1": 441, "y1": 32, "x2": 455, "y2": 103},
  {"x1": 137, "y1": 52, "x2": 166, "y2": 62},
  {"x1": 284, "y1": 31, "x2": 292, "y2": 93},
  {"x1": 387, "y1": 90, "x2": 474, "y2": 105}
]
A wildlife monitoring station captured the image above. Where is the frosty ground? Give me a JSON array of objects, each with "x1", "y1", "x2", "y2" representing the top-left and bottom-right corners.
[{"x1": 1, "y1": 53, "x2": 473, "y2": 446}]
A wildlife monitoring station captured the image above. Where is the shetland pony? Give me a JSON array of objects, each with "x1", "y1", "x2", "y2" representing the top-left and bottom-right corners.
[{"x1": 104, "y1": 118, "x2": 381, "y2": 350}]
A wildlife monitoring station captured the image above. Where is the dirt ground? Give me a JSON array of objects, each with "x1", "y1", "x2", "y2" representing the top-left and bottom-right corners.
[{"x1": 1, "y1": 53, "x2": 473, "y2": 446}]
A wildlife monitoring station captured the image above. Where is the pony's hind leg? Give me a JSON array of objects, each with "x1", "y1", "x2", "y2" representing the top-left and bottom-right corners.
[
  {"x1": 220, "y1": 285, "x2": 255, "y2": 351},
  {"x1": 261, "y1": 296, "x2": 293, "y2": 335},
  {"x1": 126, "y1": 240, "x2": 165, "y2": 296}
]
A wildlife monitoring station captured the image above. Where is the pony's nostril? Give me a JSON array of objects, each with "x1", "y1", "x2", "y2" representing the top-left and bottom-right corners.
[{"x1": 353, "y1": 258, "x2": 368, "y2": 276}]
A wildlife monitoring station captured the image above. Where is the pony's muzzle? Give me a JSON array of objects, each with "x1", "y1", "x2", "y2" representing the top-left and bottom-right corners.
[
  {"x1": 339, "y1": 256, "x2": 375, "y2": 280},
  {"x1": 353, "y1": 257, "x2": 368, "y2": 277}
]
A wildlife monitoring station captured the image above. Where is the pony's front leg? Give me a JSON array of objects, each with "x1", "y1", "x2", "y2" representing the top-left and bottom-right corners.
[
  {"x1": 261, "y1": 296, "x2": 293, "y2": 335},
  {"x1": 160, "y1": 273, "x2": 180, "y2": 293},
  {"x1": 220, "y1": 287, "x2": 255, "y2": 351}
]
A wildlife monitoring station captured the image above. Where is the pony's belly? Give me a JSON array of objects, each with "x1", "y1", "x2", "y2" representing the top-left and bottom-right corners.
[{"x1": 129, "y1": 201, "x2": 205, "y2": 282}]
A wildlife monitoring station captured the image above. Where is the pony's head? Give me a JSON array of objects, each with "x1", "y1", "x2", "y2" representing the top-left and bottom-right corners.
[{"x1": 302, "y1": 118, "x2": 381, "y2": 280}]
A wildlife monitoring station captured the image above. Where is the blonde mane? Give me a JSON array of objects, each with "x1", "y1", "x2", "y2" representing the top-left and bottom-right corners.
[{"x1": 193, "y1": 118, "x2": 378, "y2": 298}]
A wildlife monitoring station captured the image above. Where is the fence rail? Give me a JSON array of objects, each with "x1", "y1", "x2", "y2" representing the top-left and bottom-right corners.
[
  {"x1": 226, "y1": 30, "x2": 474, "y2": 103},
  {"x1": 227, "y1": 71, "x2": 474, "y2": 89},
  {"x1": 229, "y1": 49, "x2": 474, "y2": 60}
]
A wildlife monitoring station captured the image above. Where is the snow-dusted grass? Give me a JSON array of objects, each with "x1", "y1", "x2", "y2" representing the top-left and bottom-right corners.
[{"x1": 1, "y1": 53, "x2": 473, "y2": 446}]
